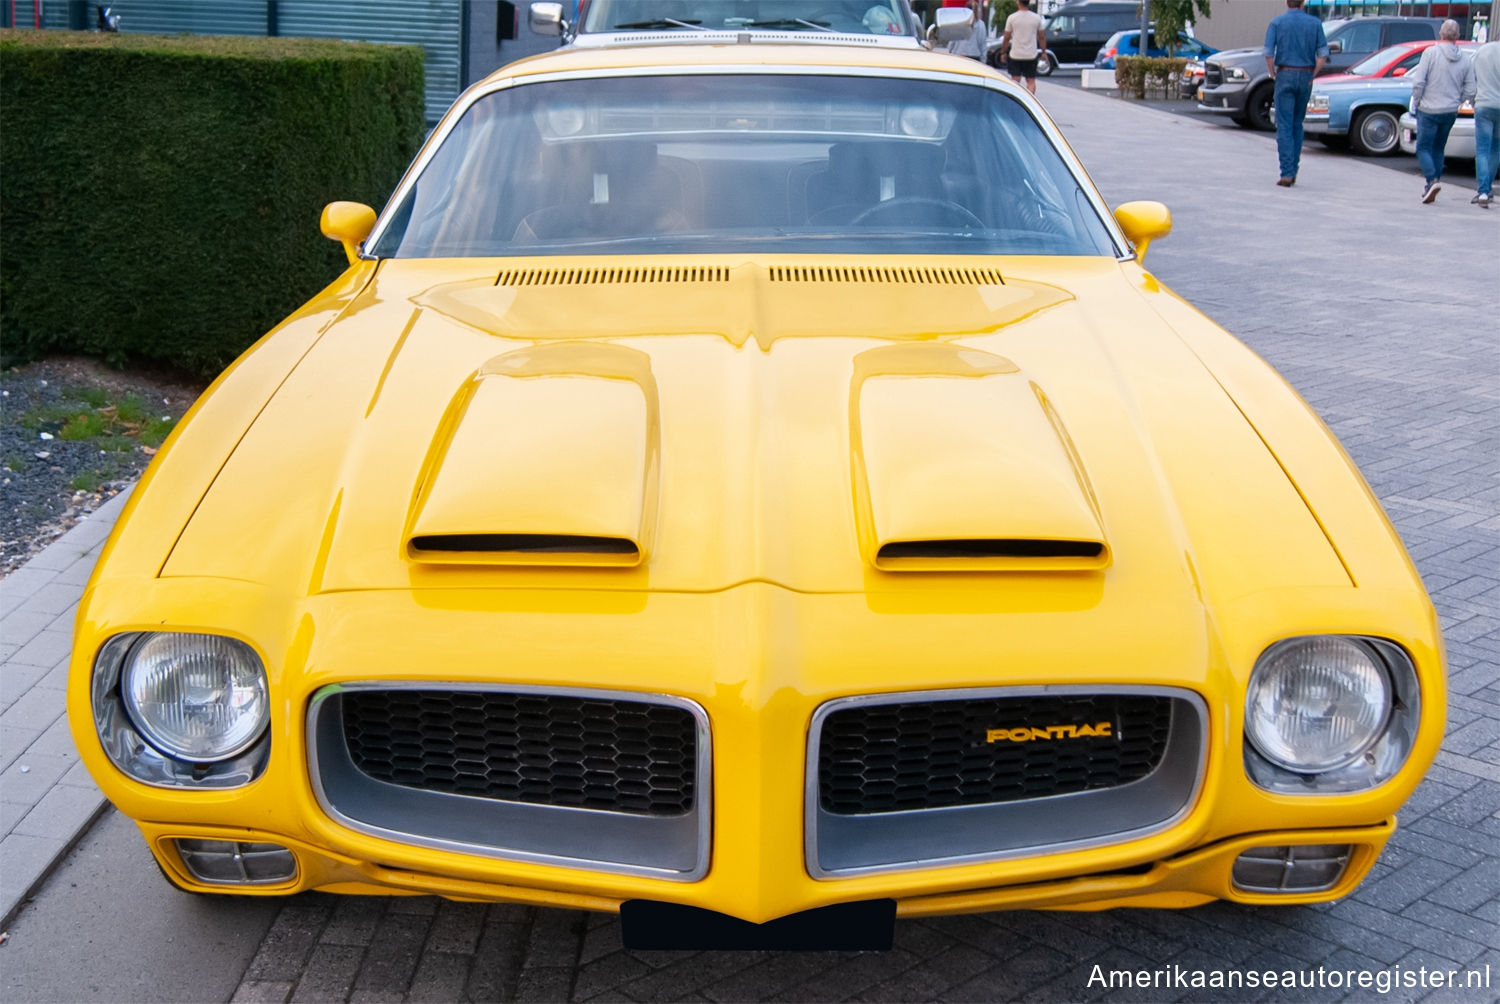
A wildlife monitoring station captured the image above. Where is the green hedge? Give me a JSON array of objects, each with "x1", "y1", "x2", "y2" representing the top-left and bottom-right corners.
[
  {"x1": 0, "y1": 30, "x2": 425, "y2": 375},
  {"x1": 1114, "y1": 55, "x2": 1190, "y2": 100}
]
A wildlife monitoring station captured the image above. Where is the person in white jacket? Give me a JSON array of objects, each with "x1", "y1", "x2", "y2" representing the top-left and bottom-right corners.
[
  {"x1": 1407, "y1": 20, "x2": 1478, "y2": 204},
  {"x1": 1472, "y1": 40, "x2": 1500, "y2": 207}
]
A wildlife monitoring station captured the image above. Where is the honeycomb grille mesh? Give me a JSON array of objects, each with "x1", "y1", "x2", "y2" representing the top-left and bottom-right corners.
[
  {"x1": 818, "y1": 694, "x2": 1174, "y2": 814},
  {"x1": 341, "y1": 690, "x2": 697, "y2": 816}
]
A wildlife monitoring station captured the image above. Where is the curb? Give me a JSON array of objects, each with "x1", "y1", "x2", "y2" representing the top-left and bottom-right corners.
[{"x1": 0, "y1": 488, "x2": 132, "y2": 929}]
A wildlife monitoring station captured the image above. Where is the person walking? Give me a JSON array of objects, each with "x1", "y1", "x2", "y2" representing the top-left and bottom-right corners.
[
  {"x1": 1408, "y1": 20, "x2": 1477, "y2": 204},
  {"x1": 1469, "y1": 39, "x2": 1499, "y2": 207},
  {"x1": 1263, "y1": 0, "x2": 1328, "y2": 187},
  {"x1": 1002, "y1": 0, "x2": 1047, "y2": 95}
]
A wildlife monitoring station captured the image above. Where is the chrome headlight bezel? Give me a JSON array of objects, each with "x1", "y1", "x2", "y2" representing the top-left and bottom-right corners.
[
  {"x1": 1243, "y1": 635, "x2": 1420, "y2": 794},
  {"x1": 92, "y1": 631, "x2": 271, "y2": 789}
]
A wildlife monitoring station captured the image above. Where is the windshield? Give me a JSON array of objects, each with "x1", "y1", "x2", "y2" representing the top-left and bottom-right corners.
[
  {"x1": 372, "y1": 73, "x2": 1116, "y2": 259},
  {"x1": 581, "y1": 1, "x2": 910, "y2": 34}
]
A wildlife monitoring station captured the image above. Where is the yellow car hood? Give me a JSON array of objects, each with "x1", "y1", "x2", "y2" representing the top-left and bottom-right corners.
[{"x1": 161, "y1": 255, "x2": 1349, "y2": 600}]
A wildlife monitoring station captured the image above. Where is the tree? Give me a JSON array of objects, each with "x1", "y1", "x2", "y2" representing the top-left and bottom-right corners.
[{"x1": 1150, "y1": 0, "x2": 1211, "y2": 54}]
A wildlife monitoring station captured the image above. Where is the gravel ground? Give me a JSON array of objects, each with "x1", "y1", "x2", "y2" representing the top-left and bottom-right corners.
[{"x1": 0, "y1": 358, "x2": 204, "y2": 575}]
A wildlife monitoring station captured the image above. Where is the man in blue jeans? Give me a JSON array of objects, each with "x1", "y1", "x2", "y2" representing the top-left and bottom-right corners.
[
  {"x1": 1470, "y1": 39, "x2": 1499, "y2": 208},
  {"x1": 1263, "y1": 0, "x2": 1328, "y2": 187},
  {"x1": 1408, "y1": 20, "x2": 1477, "y2": 204}
]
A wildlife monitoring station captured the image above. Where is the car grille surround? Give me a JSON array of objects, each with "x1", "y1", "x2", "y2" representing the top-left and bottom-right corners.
[
  {"x1": 307, "y1": 683, "x2": 711, "y2": 880},
  {"x1": 806, "y1": 686, "x2": 1208, "y2": 877}
]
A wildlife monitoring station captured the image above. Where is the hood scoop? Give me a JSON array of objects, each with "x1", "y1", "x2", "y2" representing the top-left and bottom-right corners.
[
  {"x1": 405, "y1": 343, "x2": 659, "y2": 567},
  {"x1": 851, "y1": 344, "x2": 1109, "y2": 573},
  {"x1": 876, "y1": 539, "x2": 1105, "y2": 562}
]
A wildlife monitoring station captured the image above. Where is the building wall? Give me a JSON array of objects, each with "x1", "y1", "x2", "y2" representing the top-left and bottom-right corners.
[{"x1": 1191, "y1": 0, "x2": 1284, "y2": 50}]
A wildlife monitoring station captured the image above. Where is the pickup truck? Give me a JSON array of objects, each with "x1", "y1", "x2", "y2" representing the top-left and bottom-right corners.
[{"x1": 1196, "y1": 16, "x2": 1443, "y2": 131}]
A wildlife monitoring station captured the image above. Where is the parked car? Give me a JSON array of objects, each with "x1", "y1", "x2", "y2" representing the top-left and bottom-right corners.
[
  {"x1": 1092, "y1": 29, "x2": 1217, "y2": 69},
  {"x1": 1180, "y1": 58, "x2": 1206, "y2": 99},
  {"x1": 69, "y1": 30, "x2": 1445, "y2": 949},
  {"x1": 1037, "y1": 0, "x2": 1142, "y2": 71},
  {"x1": 532, "y1": 0, "x2": 924, "y2": 44},
  {"x1": 1398, "y1": 106, "x2": 1478, "y2": 159},
  {"x1": 1305, "y1": 41, "x2": 1476, "y2": 155},
  {"x1": 1198, "y1": 16, "x2": 1446, "y2": 131}
]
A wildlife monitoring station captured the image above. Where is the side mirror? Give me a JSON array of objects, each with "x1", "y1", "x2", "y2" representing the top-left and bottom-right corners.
[
  {"x1": 928, "y1": 7, "x2": 975, "y2": 44},
  {"x1": 320, "y1": 201, "x2": 376, "y2": 264},
  {"x1": 1327, "y1": 39, "x2": 1342, "y2": 54},
  {"x1": 1392, "y1": 66, "x2": 1407, "y2": 77},
  {"x1": 1113, "y1": 200, "x2": 1172, "y2": 263},
  {"x1": 530, "y1": 1, "x2": 565, "y2": 36}
]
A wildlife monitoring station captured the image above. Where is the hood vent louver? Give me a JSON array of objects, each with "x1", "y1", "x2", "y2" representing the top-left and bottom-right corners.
[
  {"x1": 877, "y1": 539, "x2": 1105, "y2": 562},
  {"x1": 496, "y1": 266, "x2": 730, "y2": 287},
  {"x1": 770, "y1": 266, "x2": 1003, "y2": 285},
  {"x1": 410, "y1": 533, "x2": 640, "y2": 558}
]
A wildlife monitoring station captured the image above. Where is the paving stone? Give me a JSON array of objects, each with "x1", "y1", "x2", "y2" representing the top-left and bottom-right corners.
[
  {"x1": 0, "y1": 832, "x2": 65, "y2": 916},
  {"x1": 0, "y1": 750, "x2": 76, "y2": 807},
  {"x1": 522, "y1": 907, "x2": 585, "y2": 969},
  {"x1": 13, "y1": 581, "x2": 88, "y2": 617},
  {"x1": 0, "y1": 661, "x2": 51, "y2": 710},
  {"x1": 423, "y1": 899, "x2": 487, "y2": 956},
  {"x1": 288, "y1": 943, "x2": 364, "y2": 1003},
  {"x1": 11, "y1": 780, "x2": 104, "y2": 841},
  {"x1": 0, "y1": 685, "x2": 64, "y2": 734},
  {"x1": 352, "y1": 906, "x2": 433, "y2": 993},
  {"x1": 464, "y1": 915, "x2": 531, "y2": 1003},
  {"x1": 319, "y1": 896, "x2": 386, "y2": 947},
  {"x1": 405, "y1": 951, "x2": 472, "y2": 1003},
  {"x1": 514, "y1": 966, "x2": 576, "y2": 1003},
  {"x1": 1351, "y1": 858, "x2": 1464, "y2": 913},
  {"x1": 245, "y1": 901, "x2": 337, "y2": 982},
  {"x1": 0, "y1": 724, "x2": 40, "y2": 773},
  {"x1": 8, "y1": 628, "x2": 72, "y2": 670},
  {"x1": 232, "y1": 981, "x2": 295, "y2": 1003}
]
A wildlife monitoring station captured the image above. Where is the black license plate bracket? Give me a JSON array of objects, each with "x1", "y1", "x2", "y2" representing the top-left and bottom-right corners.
[{"x1": 620, "y1": 899, "x2": 896, "y2": 951}]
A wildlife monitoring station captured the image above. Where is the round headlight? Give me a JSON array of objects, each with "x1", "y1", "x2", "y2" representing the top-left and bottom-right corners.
[
  {"x1": 1246, "y1": 637, "x2": 1391, "y2": 773},
  {"x1": 121, "y1": 633, "x2": 269, "y2": 762}
]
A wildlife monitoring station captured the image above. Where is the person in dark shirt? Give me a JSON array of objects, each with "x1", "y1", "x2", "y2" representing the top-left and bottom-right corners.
[{"x1": 1263, "y1": 0, "x2": 1328, "y2": 186}]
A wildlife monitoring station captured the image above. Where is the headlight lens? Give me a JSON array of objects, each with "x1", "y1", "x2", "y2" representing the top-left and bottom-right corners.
[
  {"x1": 121, "y1": 633, "x2": 269, "y2": 762},
  {"x1": 1309, "y1": 95, "x2": 1329, "y2": 111},
  {"x1": 1225, "y1": 66, "x2": 1249, "y2": 82},
  {"x1": 1245, "y1": 637, "x2": 1391, "y2": 773}
]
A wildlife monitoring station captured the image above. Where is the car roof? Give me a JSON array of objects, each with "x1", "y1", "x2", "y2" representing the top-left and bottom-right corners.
[{"x1": 482, "y1": 36, "x2": 1000, "y2": 86}]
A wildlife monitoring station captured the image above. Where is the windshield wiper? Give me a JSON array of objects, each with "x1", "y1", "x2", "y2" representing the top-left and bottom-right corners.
[
  {"x1": 612, "y1": 18, "x2": 708, "y2": 30},
  {"x1": 745, "y1": 18, "x2": 834, "y2": 31}
]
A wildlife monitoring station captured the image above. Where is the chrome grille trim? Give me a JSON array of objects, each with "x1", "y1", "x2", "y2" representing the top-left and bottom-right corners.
[
  {"x1": 805, "y1": 685, "x2": 1208, "y2": 879},
  {"x1": 307, "y1": 682, "x2": 711, "y2": 881}
]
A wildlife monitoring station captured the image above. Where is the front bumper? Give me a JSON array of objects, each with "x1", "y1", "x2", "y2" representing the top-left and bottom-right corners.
[
  {"x1": 1303, "y1": 113, "x2": 1335, "y2": 136},
  {"x1": 140, "y1": 816, "x2": 1395, "y2": 915},
  {"x1": 1197, "y1": 82, "x2": 1249, "y2": 114}
]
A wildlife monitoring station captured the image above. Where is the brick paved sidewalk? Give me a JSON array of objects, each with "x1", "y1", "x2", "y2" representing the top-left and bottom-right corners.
[{"x1": 0, "y1": 490, "x2": 128, "y2": 926}]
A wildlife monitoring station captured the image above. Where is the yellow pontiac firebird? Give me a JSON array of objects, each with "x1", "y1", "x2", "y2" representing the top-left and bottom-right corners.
[{"x1": 68, "y1": 24, "x2": 1444, "y2": 950}]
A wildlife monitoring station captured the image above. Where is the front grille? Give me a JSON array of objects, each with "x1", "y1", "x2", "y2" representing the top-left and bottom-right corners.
[
  {"x1": 341, "y1": 689, "x2": 697, "y2": 816},
  {"x1": 1205, "y1": 64, "x2": 1223, "y2": 86},
  {"x1": 818, "y1": 694, "x2": 1172, "y2": 814}
]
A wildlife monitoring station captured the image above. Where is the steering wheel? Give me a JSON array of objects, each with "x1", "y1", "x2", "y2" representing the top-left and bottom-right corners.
[{"x1": 851, "y1": 197, "x2": 985, "y2": 229}]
